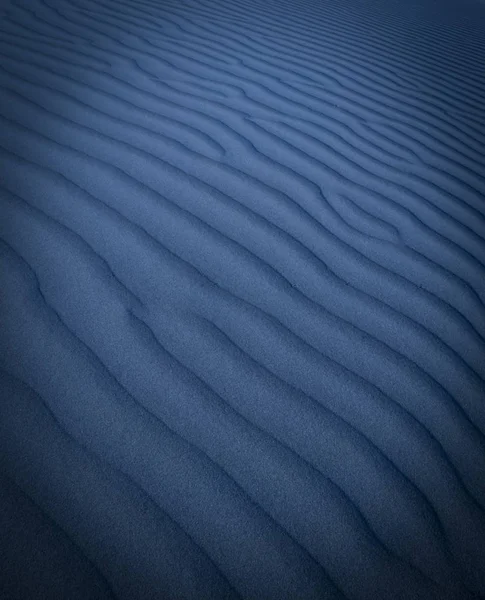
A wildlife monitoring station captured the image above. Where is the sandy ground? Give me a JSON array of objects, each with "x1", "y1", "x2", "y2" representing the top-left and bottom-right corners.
[{"x1": 1, "y1": 0, "x2": 485, "y2": 598}]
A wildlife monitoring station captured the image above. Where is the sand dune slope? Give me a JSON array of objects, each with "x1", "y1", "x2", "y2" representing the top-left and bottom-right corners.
[{"x1": 1, "y1": 0, "x2": 485, "y2": 598}]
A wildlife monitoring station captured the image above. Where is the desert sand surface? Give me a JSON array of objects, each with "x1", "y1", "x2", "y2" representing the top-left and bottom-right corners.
[{"x1": 1, "y1": 0, "x2": 485, "y2": 598}]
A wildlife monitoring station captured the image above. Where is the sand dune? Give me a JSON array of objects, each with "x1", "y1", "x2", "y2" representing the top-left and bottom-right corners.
[{"x1": 1, "y1": 0, "x2": 485, "y2": 598}]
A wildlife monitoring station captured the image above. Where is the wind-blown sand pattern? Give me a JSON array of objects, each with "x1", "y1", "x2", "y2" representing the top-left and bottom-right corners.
[{"x1": 1, "y1": 0, "x2": 485, "y2": 597}]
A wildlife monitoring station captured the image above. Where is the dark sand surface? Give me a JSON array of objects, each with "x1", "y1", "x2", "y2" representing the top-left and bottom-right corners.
[{"x1": 1, "y1": 0, "x2": 485, "y2": 598}]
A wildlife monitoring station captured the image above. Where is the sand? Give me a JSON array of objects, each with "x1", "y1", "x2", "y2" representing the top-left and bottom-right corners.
[{"x1": 1, "y1": 0, "x2": 485, "y2": 598}]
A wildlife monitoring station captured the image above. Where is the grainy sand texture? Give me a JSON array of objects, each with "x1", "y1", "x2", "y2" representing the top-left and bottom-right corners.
[{"x1": 1, "y1": 0, "x2": 485, "y2": 598}]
